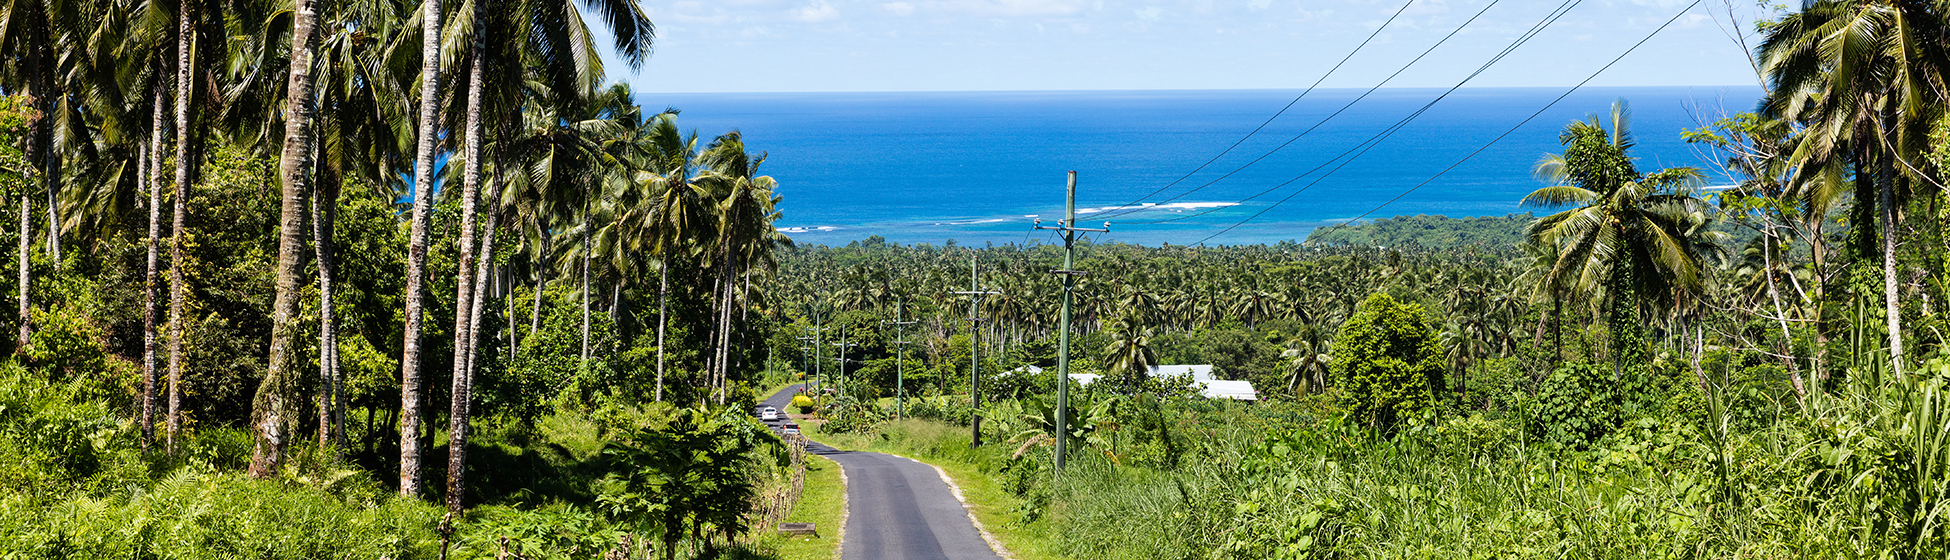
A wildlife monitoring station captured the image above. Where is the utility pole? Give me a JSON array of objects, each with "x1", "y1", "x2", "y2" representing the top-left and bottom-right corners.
[
  {"x1": 809, "y1": 304, "x2": 825, "y2": 393},
  {"x1": 953, "y1": 255, "x2": 1001, "y2": 448},
  {"x1": 795, "y1": 334, "x2": 814, "y2": 387},
  {"x1": 831, "y1": 328, "x2": 858, "y2": 397},
  {"x1": 1034, "y1": 171, "x2": 1106, "y2": 471},
  {"x1": 881, "y1": 295, "x2": 918, "y2": 420}
]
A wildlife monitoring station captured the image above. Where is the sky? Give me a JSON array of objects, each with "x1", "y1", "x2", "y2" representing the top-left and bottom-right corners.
[{"x1": 590, "y1": 0, "x2": 1776, "y2": 92}]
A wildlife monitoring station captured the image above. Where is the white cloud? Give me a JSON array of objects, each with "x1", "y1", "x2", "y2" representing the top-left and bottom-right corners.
[
  {"x1": 1246, "y1": 0, "x2": 1272, "y2": 11},
  {"x1": 790, "y1": 1, "x2": 840, "y2": 21},
  {"x1": 1136, "y1": 6, "x2": 1163, "y2": 20},
  {"x1": 926, "y1": 0, "x2": 1087, "y2": 18},
  {"x1": 881, "y1": 1, "x2": 917, "y2": 15}
]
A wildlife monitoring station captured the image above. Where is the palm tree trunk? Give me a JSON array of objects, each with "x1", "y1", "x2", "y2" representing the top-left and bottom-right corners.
[
  {"x1": 581, "y1": 218, "x2": 591, "y2": 367},
  {"x1": 312, "y1": 157, "x2": 342, "y2": 449},
  {"x1": 1879, "y1": 147, "x2": 1904, "y2": 377},
  {"x1": 655, "y1": 260, "x2": 667, "y2": 402},
  {"x1": 1760, "y1": 226, "x2": 1804, "y2": 397},
  {"x1": 16, "y1": 35, "x2": 42, "y2": 351},
  {"x1": 399, "y1": 0, "x2": 445, "y2": 499},
  {"x1": 15, "y1": 189, "x2": 28, "y2": 349},
  {"x1": 253, "y1": 0, "x2": 322, "y2": 478},
  {"x1": 167, "y1": 0, "x2": 196, "y2": 453},
  {"x1": 445, "y1": 2, "x2": 489, "y2": 514},
  {"x1": 466, "y1": 210, "x2": 500, "y2": 375},
  {"x1": 141, "y1": 108, "x2": 161, "y2": 450},
  {"x1": 716, "y1": 247, "x2": 735, "y2": 404},
  {"x1": 528, "y1": 236, "x2": 547, "y2": 343}
]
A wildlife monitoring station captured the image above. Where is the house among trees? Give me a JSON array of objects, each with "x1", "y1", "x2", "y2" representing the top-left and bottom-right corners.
[{"x1": 1060, "y1": 364, "x2": 1257, "y2": 400}]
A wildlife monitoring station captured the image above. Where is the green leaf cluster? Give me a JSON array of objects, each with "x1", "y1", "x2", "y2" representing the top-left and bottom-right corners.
[{"x1": 1331, "y1": 293, "x2": 1443, "y2": 433}]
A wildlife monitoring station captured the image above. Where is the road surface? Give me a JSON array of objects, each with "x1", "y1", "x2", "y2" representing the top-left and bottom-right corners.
[{"x1": 760, "y1": 385, "x2": 1003, "y2": 560}]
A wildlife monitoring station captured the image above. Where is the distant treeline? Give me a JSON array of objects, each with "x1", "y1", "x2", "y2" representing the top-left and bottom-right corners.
[{"x1": 1303, "y1": 213, "x2": 1534, "y2": 249}]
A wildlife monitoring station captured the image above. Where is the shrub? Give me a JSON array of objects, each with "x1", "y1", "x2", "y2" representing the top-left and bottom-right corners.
[
  {"x1": 791, "y1": 393, "x2": 814, "y2": 414},
  {"x1": 596, "y1": 407, "x2": 781, "y2": 560},
  {"x1": 1528, "y1": 361, "x2": 1619, "y2": 449},
  {"x1": 1331, "y1": 293, "x2": 1443, "y2": 433}
]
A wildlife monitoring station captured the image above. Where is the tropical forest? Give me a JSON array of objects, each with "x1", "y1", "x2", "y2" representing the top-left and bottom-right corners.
[{"x1": 2, "y1": 0, "x2": 1950, "y2": 559}]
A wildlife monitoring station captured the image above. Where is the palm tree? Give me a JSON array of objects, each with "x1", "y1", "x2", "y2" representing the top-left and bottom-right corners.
[
  {"x1": 249, "y1": 0, "x2": 325, "y2": 478},
  {"x1": 1758, "y1": 0, "x2": 1950, "y2": 377},
  {"x1": 1280, "y1": 335, "x2": 1329, "y2": 397},
  {"x1": 1103, "y1": 314, "x2": 1157, "y2": 394},
  {"x1": 0, "y1": 0, "x2": 58, "y2": 349},
  {"x1": 398, "y1": 0, "x2": 445, "y2": 499},
  {"x1": 1522, "y1": 100, "x2": 1727, "y2": 377},
  {"x1": 624, "y1": 112, "x2": 704, "y2": 401},
  {"x1": 165, "y1": 0, "x2": 229, "y2": 454},
  {"x1": 697, "y1": 131, "x2": 788, "y2": 403}
]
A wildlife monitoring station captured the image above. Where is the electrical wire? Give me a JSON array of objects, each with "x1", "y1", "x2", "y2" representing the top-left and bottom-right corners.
[
  {"x1": 1095, "y1": 0, "x2": 1516, "y2": 221},
  {"x1": 1125, "y1": 0, "x2": 1583, "y2": 226},
  {"x1": 1082, "y1": 0, "x2": 1419, "y2": 218},
  {"x1": 1200, "y1": 0, "x2": 1706, "y2": 245}
]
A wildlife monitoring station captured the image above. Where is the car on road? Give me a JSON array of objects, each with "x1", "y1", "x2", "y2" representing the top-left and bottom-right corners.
[
  {"x1": 761, "y1": 407, "x2": 779, "y2": 421},
  {"x1": 782, "y1": 423, "x2": 800, "y2": 435}
]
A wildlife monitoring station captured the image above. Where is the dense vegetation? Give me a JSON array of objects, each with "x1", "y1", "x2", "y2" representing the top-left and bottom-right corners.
[
  {"x1": 1302, "y1": 213, "x2": 1534, "y2": 248},
  {"x1": 4, "y1": 0, "x2": 1950, "y2": 558}
]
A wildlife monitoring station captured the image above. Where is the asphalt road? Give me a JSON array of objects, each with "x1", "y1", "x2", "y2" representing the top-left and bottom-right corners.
[{"x1": 760, "y1": 385, "x2": 1002, "y2": 560}]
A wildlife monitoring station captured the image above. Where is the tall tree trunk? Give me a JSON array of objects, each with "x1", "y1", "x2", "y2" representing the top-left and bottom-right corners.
[
  {"x1": 142, "y1": 94, "x2": 162, "y2": 450},
  {"x1": 445, "y1": 0, "x2": 488, "y2": 515},
  {"x1": 252, "y1": 0, "x2": 322, "y2": 478},
  {"x1": 15, "y1": 189, "x2": 27, "y2": 349},
  {"x1": 466, "y1": 210, "x2": 500, "y2": 375},
  {"x1": 1880, "y1": 144, "x2": 1904, "y2": 377},
  {"x1": 312, "y1": 157, "x2": 342, "y2": 449},
  {"x1": 17, "y1": 32, "x2": 43, "y2": 350},
  {"x1": 167, "y1": 0, "x2": 196, "y2": 453},
  {"x1": 581, "y1": 217, "x2": 591, "y2": 367},
  {"x1": 716, "y1": 248, "x2": 736, "y2": 404},
  {"x1": 528, "y1": 237, "x2": 546, "y2": 344},
  {"x1": 655, "y1": 260, "x2": 667, "y2": 402},
  {"x1": 1761, "y1": 226, "x2": 1804, "y2": 397},
  {"x1": 400, "y1": 0, "x2": 444, "y2": 499}
]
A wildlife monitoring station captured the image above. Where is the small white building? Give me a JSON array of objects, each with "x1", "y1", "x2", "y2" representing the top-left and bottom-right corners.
[{"x1": 1068, "y1": 364, "x2": 1256, "y2": 401}]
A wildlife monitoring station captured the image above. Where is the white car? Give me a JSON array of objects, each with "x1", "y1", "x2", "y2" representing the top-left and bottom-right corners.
[
  {"x1": 782, "y1": 423, "x2": 800, "y2": 435},
  {"x1": 761, "y1": 407, "x2": 779, "y2": 421}
]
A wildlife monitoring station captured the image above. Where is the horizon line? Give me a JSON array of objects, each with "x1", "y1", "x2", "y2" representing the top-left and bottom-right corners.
[{"x1": 635, "y1": 84, "x2": 1767, "y2": 96}]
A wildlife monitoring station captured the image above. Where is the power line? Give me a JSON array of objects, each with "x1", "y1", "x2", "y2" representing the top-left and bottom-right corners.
[
  {"x1": 1084, "y1": 0, "x2": 1418, "y2": 218},
  {"x1": 1126, "y1": 0, "x2": 1585, "y2": 228},
  {"x1": 1291, "y1": 0, "x2": 1706, "y2": 245},
  {"x1": 1095, "y1": 0, "x2": 1517, "y2": 221}
]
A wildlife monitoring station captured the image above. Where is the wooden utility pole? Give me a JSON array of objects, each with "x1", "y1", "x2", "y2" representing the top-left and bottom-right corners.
[
  {"x1": 881, "y1": 295, "x2": 918, "y2": 420},
  {"x1": 831, "y1": 329, "x2": 858, "y2": 395},
  {"x1": 1034, "y1": 171, "x2": 1107, "y2": 470},
  {"x1": 796, "y1": 334, "x2": 815, "y2": 387},
  {"x1": 953, "y1": 256, "x2": 1001, "y2": 448}
]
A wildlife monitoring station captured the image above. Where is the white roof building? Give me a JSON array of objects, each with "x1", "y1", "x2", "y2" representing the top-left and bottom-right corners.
[
  {"x1": 1148, "y1": 365, "x2": 1216, "y2": 383},
  {"x1": 1002, "y1": 365, "x2": 1044, "y2": 377},
  {"x1": 1068, "y1": 365, "x2": 1256, "y2": 401}
]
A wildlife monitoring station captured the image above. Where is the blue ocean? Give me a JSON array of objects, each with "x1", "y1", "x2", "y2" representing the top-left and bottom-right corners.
[{"x1": 646, "y1": 87, "x2": 1765, "y2": 247}]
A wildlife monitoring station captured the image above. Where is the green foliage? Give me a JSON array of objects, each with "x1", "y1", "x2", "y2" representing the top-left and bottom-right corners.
[
  {"x1": 596, "y1": 407, "x2": 782, "y2": 560},
  {"x1": 816, "y1": 395, "x2": 883, "y2": 435},
  {"x1": 1528, "y1": 361, "x2": 1620, "y2": 448},
  {"x1": 1331, "y1": 293, "x2": 1443, "y2": 432},
  {"x1": 1304, "y1": 213, "x2": 1535, "y2": 248}
]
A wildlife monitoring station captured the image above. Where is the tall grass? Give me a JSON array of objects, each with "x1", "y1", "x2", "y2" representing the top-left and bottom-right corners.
[{"x1": 830, "y1": 363, "x2": 1950, "y2": 559}]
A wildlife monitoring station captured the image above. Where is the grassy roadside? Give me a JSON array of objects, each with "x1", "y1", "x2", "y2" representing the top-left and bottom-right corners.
[
  {"x1": 762, "y1": 452, "x2": 846, "y2": 560},
  {"x1": 809, "y1": 420, "x2": 1067, "y2": 560}
]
